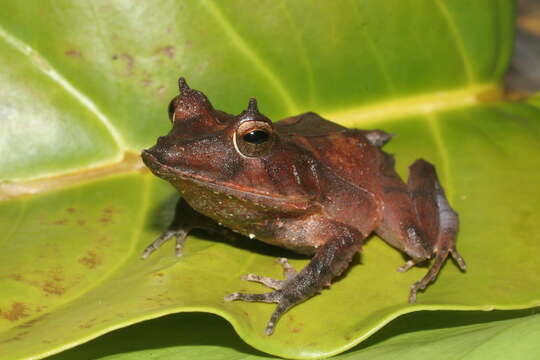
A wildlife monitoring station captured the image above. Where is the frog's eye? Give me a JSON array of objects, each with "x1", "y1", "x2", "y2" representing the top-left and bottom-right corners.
[
  {"x1": 167, "y1": 96, "x2": 179, "y2": 122},
  {"x1": 234, "y1": 121, "x2": 274, "y2": 157}
]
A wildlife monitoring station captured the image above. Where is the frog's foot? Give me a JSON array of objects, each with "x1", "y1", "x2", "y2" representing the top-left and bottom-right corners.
[
  {"x1": 408, "y1": 243, "x2": 466, "y2": 303},
  {"x1": 141, "y1": 229, "x2": 188, "y2": 259},
  {"x1": 225, "y1": 226, "x2": 362, "y2": 335},
  {"x1": 141, "y1": 198, "x2": 226, "y2": 259},
  {"x1": 224, "y1": 258, "x2": 299, "y2": 335}
]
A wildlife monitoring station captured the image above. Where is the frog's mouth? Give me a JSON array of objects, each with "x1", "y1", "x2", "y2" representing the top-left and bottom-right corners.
[
  {"x1": 141, "y1": 149, "x2": 311, "y2": 213},
  {"x1": 141, "y1": 148, "x2": 222, "y2": 184},
  {"x1": 141, "y1": 149, "x2": 179, "y2": 182}
]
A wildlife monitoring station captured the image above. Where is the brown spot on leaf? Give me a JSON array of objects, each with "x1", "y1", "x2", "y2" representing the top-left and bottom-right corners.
[
  {"x1": 17, "y1": 314, "x2": 47, "y2": 329},
  {"x1": 99, "y1": 206, "x2": 118, "y2": 225},
  {"x1": 52, "y1": 219, "x2": 69, "y2": 225},
  {"x1": 155, "y1": 45, "x2": 175, "y2": 58},
  {"x1": 154, "y1": 272, "x2": 164, "y2": 277},
  {"x1": 65, "y1": 49, "x2": 82, "y2": 57},
  {"x1": 1, "y1": 303, "x2": 29, "y2": 321},
  {"x1": 79, "y1": 251, "x2": 101, "y2": 269},
  {"x1": 8, "y1": 273, "x2": 23, "y2": 281},
  {"x1": 66, "y1": 207, "x2": 76, "y2": 213},
  {"x1": 79, "y1": 323, "x2": 93, "y2": 329},
  {"x1": 103, "y1": 206, "x2": 118, "y2": 214},
  {"x1": 50, "y1": 269, "x2": 63, "y2": 282},
  {"x1": 119, "y1": 53, "x2": 135, "y2": 76},
  {"x1": 77, "y1": 219, "x2": 87, "y2": 226},
  {"x1": 43, "y1": 281, "x2": 65, "y2": 295},
  {"x1": 145, "y1": 292, "x2": 174, "y2": 306},
  {"x1": 99, "y1": 217, "x2": 112, "y2": 224},
  {"x1": 292, "y1": 327, "x2": 302, "y2": 333}
]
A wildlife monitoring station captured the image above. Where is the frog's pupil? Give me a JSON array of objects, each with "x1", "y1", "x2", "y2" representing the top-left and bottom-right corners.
[{"x1": 243, "y1": 130, "x2": 269, "y2": 144}]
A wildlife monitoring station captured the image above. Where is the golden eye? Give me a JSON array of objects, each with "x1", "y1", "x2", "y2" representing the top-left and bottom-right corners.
[{"x1": 235, "y1": 121, "x2": 274, "y2": 157}]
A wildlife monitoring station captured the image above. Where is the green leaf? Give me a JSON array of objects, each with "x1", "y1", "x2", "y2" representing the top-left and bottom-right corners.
[
  {"x1": 44, "y1": 310, "x2": 540, "y2": 360},
  {"x1": 1, "y1": 0, "x2": 539, "y2": 359}
]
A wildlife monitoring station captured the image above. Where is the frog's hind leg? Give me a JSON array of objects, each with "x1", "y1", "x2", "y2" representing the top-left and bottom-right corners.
[
  {"x1": 406, "y1": 159, "x2": 467, "y2": 303},
  {"x1": 225, "y1": 224, "x2": 362, "y2": 335}
]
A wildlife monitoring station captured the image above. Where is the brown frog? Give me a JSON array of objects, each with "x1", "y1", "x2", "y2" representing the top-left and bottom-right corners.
[{"x1": 141, "y1": 78, "x2": 466, "y2": 335}]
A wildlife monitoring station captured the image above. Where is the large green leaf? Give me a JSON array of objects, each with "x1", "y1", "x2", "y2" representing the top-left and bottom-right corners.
[
  {"x1": 45, "y1": 310, "x2": 540, "y2": 360},
  {"x1": 1, "y1": 1, "x2": 539, "y2": 359}
]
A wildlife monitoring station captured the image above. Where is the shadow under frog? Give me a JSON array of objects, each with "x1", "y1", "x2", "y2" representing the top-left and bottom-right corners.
[{"x1": 141, "y1": 78, "x2": 466, "y2": 335}]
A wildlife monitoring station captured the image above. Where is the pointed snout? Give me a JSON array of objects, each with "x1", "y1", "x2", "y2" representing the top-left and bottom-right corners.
[{"x1": 141, "y1": 148, "x2": 157, "y2": 168}]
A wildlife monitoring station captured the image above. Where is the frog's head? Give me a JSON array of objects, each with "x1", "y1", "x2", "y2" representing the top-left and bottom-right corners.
[{"x1": 141, "y1": 78, "x2": 313, "y2": 203}]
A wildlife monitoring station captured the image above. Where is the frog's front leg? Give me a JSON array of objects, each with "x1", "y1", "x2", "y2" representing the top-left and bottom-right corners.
[
  {"x1": 404, "y1": 159, "x2": 467, "y2": 302},
  {"x1": 225, "y1": 223, "x2": 362, "y2": 335},
  {"x1": 142, "y1": 198, "x2": 223, "y2": 258}
]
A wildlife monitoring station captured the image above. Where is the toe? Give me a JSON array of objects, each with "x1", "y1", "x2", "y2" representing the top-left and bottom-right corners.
[
  {"x1": 276, "y1": 257, "x2": 297, "y2": 279},
  {"x1": 224, "y1": 291, "x2": 280, "y2": 303},
  {"x1": 242, "y1": 273, "x2": 284, "y2": 290}
]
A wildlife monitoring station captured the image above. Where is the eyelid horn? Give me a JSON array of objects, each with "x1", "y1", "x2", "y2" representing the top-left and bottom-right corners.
[
  {"x1": 236, "y1": 97, "x2": 273, "y2": 127},
  {"x1": 169, "y1": 77, "x2": 215, "y2": 123},
  {"x1": 232, "y1": 97, "x2": 276, "y2": 158}
]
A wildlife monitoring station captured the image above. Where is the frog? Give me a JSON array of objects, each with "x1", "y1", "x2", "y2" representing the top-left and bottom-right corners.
[{"x1": 141, "y1": 77, "x2": 467, "y2": 335}]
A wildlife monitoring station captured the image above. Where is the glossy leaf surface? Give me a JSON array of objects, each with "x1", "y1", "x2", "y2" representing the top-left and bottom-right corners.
[
  {"x1": 1, "y1": 1, "x2": 539, "y2": 359},
  {"x1": 45, "y1": 310, "x2": 540, "y2": 360}
]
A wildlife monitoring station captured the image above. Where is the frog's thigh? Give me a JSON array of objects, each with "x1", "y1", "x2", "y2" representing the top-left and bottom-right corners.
[
  {"x1": 406, "y1": 159, "x2": 466, "y2": 302},
  {"x1": 408, "y1": 159, "x2": 462, "y2": 256}
]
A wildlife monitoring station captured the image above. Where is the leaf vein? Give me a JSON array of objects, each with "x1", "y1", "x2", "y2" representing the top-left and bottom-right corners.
[
  {"x1": 0, "y1": 24, "x2": 126, "y2": 151},
  {"x1": 278, "y1": 0, "x2": 318, "y2": 105},
  {"x1": 200, "y1": 0, "x2": 299, "y2": 114},
  {"x1": 349, "y1": 0, "x2": 395, "y2": 92},
  {"x1": 434, "y1": 0, "x2": 475, "y2": 83}
]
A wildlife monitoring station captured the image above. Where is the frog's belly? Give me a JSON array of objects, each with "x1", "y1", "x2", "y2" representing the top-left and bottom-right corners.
[{"x1": 176, "y1": 179, "x2": 322, "y2": 255}]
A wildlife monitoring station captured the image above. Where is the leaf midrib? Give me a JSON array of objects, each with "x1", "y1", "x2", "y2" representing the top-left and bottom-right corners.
[
  {"x1": 0, "y1": 17, "x2": 502, "y2": 197},
  {"x1": 0, "y1": 83, "x2": 502, "y2": 200}
]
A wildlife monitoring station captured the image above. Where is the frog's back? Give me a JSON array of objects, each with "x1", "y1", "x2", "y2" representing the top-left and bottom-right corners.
[{"x1": 276, "y1": 112, "x2": 393, "y2": 191}]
